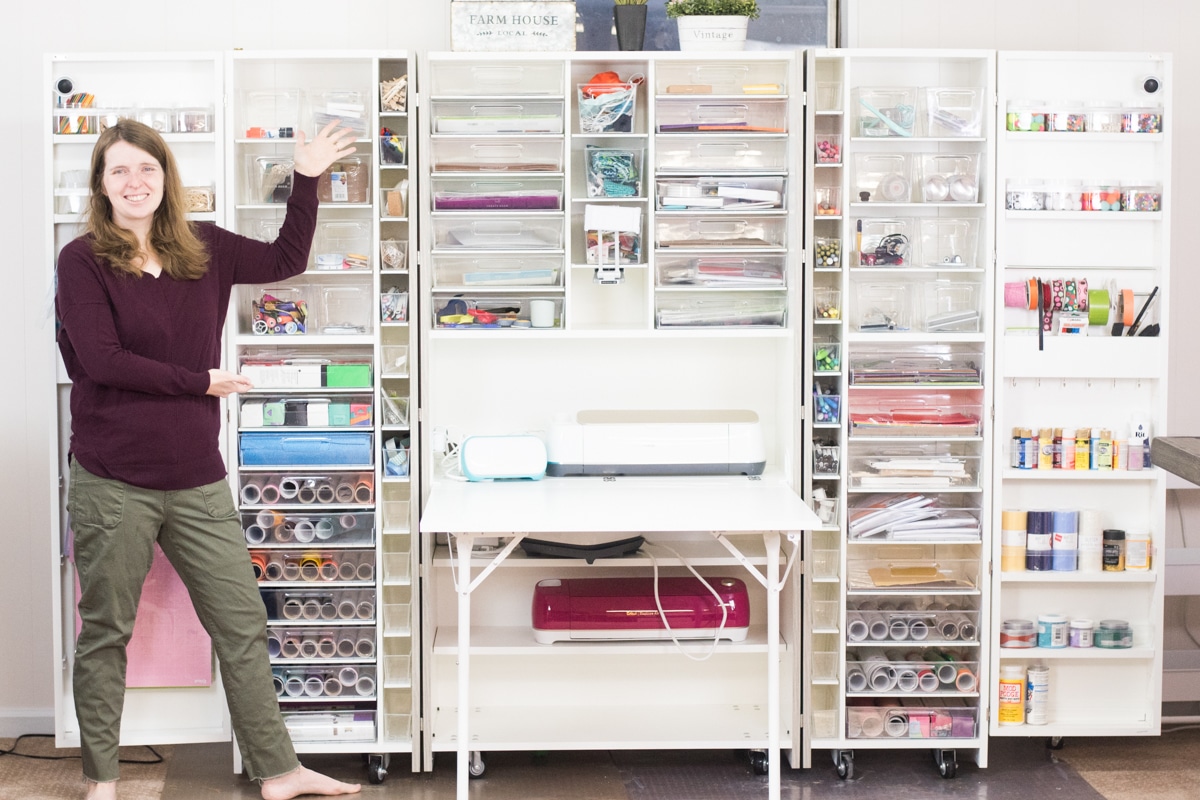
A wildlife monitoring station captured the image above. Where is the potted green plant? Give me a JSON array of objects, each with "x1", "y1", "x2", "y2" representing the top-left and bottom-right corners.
[
  {"x1": 614, "y1": 0, "x2": 648, "y2": 51},
  {"x1": 665, "y1": 0, "x2": 759, "y2": 51}
]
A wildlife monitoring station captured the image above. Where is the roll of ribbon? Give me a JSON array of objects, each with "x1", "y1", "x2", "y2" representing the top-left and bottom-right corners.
[
  {"x1": 1088, "y1": 289, "x2": 1110, "y2": 325},
  {"x1": 1027, "y1": 278, "x2": 1039, "y2": 310},
  {"x1": 1004, "y1": 282, "x2": 1028, "y2": 308},
  {"x1": 1121, "y1": 288, "x2": 1135, "y2": 326}
]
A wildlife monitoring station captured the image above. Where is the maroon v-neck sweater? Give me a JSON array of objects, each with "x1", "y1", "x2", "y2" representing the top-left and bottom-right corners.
[{"x1": 56, "y1": 173, "x2": 319, "y2": 491}]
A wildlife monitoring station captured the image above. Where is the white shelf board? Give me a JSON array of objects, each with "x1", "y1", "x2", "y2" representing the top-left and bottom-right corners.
[
  {"x1": 998, "y1": 570, "x2": 1156, "y2": 584},
  {"x1": 995, "y1": 645, "x2": 1155, "y2": 660},
  {"x1": 432, "y1": 624, "x2": 785, "y2": 656},
  {"x1": 1000, "y1": 336, "x2": 1167, "y2": 378},
  {"x1": 431, "y1": 536, "x2": 782, "y2": 568}
]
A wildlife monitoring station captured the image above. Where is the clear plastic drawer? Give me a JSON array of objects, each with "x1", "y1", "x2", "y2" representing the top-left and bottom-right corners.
[
  {"x1": 847, "y1": 344, "x2": 984, "y2": 387},
  {"x1": 238, "y1": 471, "x2": 375, "y2": 506},
  {"x1": 431, "y1": 138, "x2": 564, "y2": 174},
  {"x1": 430, "y1": 62, "x2": 564, "y2": 97},
  {"x1": 431, "y1": 176, "x2": 563, "y2": 211},
  {"x1": 267, "y1": 625, "x2": 376, "y2": 661},
  {"x1": 853, "y1": 86, "x2": 918, "y2": 138},
  {"x1": 250, "y1": 548, "x2": 376, "y2": 584},
  {"x1": 313, "y1": 221, "x2": 371, "y2": 271},
  {"x1": 655, "y1": 216, "x2": 786, "y2": 250},
  {"x1": 919, "y1": 218, "x2": 979, "y2": 269},
  {"x1": 260, "y1": 587, "x2": 378, "y2": 623},
  {"x1": 846, "y1": 605, "x2": 981, "y2": 644},
  {"x1": 655, "y1": 176, "x2": 785, "y2": 211},
  {"x1": 283, "y1": 710, "x2": 376, "y2": 743},
  {"x1": 919, "y1": 153, "x2": 981, "y2": 204},
  {"x1": 432, "y1": 216, "x2": 564, "y2": 251},
  {"x1": 656, "y1": 255, "x2": 786, "y2": 288},
  {"x1": 847, "y1": 544, "x2": 981, "y2": 593},
  {"x1": 657, "y1": 98, "x2": 787, "y2": 134},
  {"x1": 432, "y1": 295, "x2": 563, "y2": 330},
  {"x1": 852, "y1": 153, "x2": 914, "y2": 204},
  {"x1": 239, "y1": 394, "x2": 373, "y2": 429},
  {"x1": 848, "y1": 392, "x2": 983, "y2": 438},
  {"x1": 655, "y1": 293, "x2": 786, "y2": 329},
  {"x1": 847, "y1": 702, "x2": 977, "y2": 739},
  {"x1": 845, "y1": 657, "x2": 979, "y2": 695},
  {"x1": 432, "y1": 254, "x2": 563, "y2": 289},
  {"x1": 274, "y1": 664, "x2": 377, "y2": 700},
  {"x1": 243, "y1": 510, "x2": 375, "y2": 547},
  {"x1": 431, "y1": 100, "x2": 564, "y2": 134},
  {"x1": 847, "y1": 449, "x2": 982, "y2": 491},
  {"x1": 654, "y1": 61, "x2": 789, "y2": 95},
  {"x1": 655, "y1": 137, "x2": 788, "y2": 173}
]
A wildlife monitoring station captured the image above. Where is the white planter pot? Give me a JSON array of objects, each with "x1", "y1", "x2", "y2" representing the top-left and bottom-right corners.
[{"x1": 675, "y1": 15, "x2": 750, "y2": 52}]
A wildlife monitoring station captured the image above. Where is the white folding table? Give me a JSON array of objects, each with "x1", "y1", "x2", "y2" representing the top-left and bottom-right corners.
[{"x1": 419, "y1": 474, "x2": 820, "y2": 800}]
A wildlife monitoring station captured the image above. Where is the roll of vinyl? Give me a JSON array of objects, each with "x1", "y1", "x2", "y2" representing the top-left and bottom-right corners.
[
  {"x1": 335, "y1": 482, "x2": 356, "y2": 503},
  {"x1": 355, "y1": 637, "x2": 375, "y2": 658},
  {"x1": 250, "y1": 553, "x2": 268, "y2": 579},
  {"x1": 274, "y1": 521, "x2": 295, "y2": 543},
  {"x1": 240, "y1": 481, "x2": 263, "y2": 505},
  {"x1": 918, "y1": 667, "x2": 939, "y2": 692},
  {"x1": 272, "y1": 672, "x2": 285, "y2": 697},
  {"x1": 338, "y1": 600, "x2": 358, "y2": 620},
  {"x1": 935, "y1": 661, "x2": 958, "y2": 685},
  {"x1": 317, "y1": 637, "x2": 337, "y2": 658},
  {"x1": 324, "y1": 677, "x2": 343, "y2": 697},
  {"x1": 339, "y1": 514, "x2": 358, "y2": 531},
  {"x1": 315, "y1": 519, "x2": 335, "y2": 540},
  {"x1": 256, "y1": 509, "x2": 282, "y2": 529},
  {"x1": 955, "y1": 668, "x2": 977, "y2": 692},
  {"x1": 355, "y1": 675, "x2": 376, "y2": 697},
  {"x1": 297, "y1": 480, "x2": 318, "y2": 504},
  {"x1": 264, "y1": 560, "x2": 285, "y2": 582},
  {"x1": 356, "y1": 600, "x2": 375, "y2": 620},
  {"x1": 937, "y1": 616, "x2": 960, "y2": 640},
  {"x1": 859, "y1": 709, "x2": 885, "y2": 738},
  {"x1": 281, "y1": 599, "x2": 303, "y2": 621},
  {"x1": 846, "y1": 614, "x2": 869, "y2": 642},
  {"x1": 868, "y1": 614, "x2": 890, "y2": 641},
  {"x1": 280, "y1": 636, "x2": 302, "y2": 659},
  {"x1": 283, "y1": 675, "x2": 305, "y2": 698},
  {"x1": 356, "y1": 562, "x2": 375, "y2": 582},
  {"x1": 245, "y1": 524, "x2": 268, "y2": 545},
  {"x1": 908, "y1": 618, "x2": 929, "y2": 641},
  {"x1": 337, "y1": 637, "x2": 357, "y2": 658},
  {"x1": 259, "y1": 483, "x2": 282, "y2": 504},
  {"x1": 316, "y1": 482, "x2": 337, "y2": 504},
  {"x1": 293, "y1": 519, "x2": 316, "y2": 543},
  {"x1": 338, "y1": 666, "x2": 359, "y2": 686},
  {"x1": 958, "y1": 618, "x2": 978, "y2": 642},
  {"x1": 338, "y1": 561, "x2": 358, "y2": 582},
  {"x1": 846, "y1": 664, "x2": 868, "y2": 692},
  {"x1": 299, "y1": 637, "x2": 319, "y2": 658},
  {"x1": 303, "y1": 676, "x2": 324, "y2": 697},
  {"x1": 301, "y1": 600, "x2": 322, "y2": 620},
  {"x1": 884, "y1": 710, "x2": 909, "y2": 737},
  {"x1": 354, "y1": 481, "x2": 374, "y2": 504},
  {"x1": 320, "y1": 560, "x2": 339, "y2": 581},
  {"x1": 866, "y1": 655, "x2": 897, "y2": 691},
  {"x1": 299, "y1": 555, "x2": 321, "y2": 581},
  {"x1": 895, "y1": 665, "x2": 919, "y2": 692},
  {"x1": 279, "y1": 477, "x2": 300, "y2": 500},
  {"x1": 1089, "y1": 289, "x2": 1110, "y2": 325},
  {"x1": 319, "y1": 601, "x2": 338, "y2": 620},
  {"x1": 888, "y1": 617, "x2": 910, "y2": 641},
  {"x1": 281, "y1": 561, "x2": 301, "y2": 582},
  {"x1": 266, "y1": 631, "x2": 282, "y2": 658}
]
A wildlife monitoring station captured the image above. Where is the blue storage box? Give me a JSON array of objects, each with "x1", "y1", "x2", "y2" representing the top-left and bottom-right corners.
[{"x1": 240, "y1": 432, "x2": 373, "y2": 467}]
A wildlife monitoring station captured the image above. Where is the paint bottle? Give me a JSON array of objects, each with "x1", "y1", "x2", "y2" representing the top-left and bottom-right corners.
[
  {"x1": 1130, "y1": 414, "x2": 1151, "y2": 469},
  {"x1": 1038, "y1": 428, "x2": 1054, "y2": 470},
  {"x1": 998, "y1": 665, "x2": 1026, "y2": 725},
  {"x1": 1025, "y1": 664, "x2": 1050, "y2": 725},
  {"x1": 1037, "y1": 613, "x2": 1069, "y2": 648},
  {"x1": 1075, "y1": 428, "x2": 1091, "y2": 471},
  {"x1": 1052, "y1": 428, "x2": 1064, "y2": 469},
  {"x1": 1089, "y1": 428, "x2": 1101, "y2": 469},
  {"x1": 1011, "y1": 427, "x2": 1023, "y2": 469},
  {"x1": 1061, "y1": 428, "x2": 1076, "y2": 470},
  {"x1": 1024, "y1": 429, "x2": 1038, "y2": 470},
  {"x1": 1102, "y1": 529, "x2": 1126, "y2": 571},
  {"x1": 1096, "y1": 429, "x2": 1113, "y2": 470}
]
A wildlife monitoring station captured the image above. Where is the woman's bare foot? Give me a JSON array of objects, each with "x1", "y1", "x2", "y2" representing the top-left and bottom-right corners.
[
  {"x1": 261, "y1": 765, "x2": 361, "y2": 800},
  {"x1": 84, "y1": 780, "x2": 117, "y2": 800}
]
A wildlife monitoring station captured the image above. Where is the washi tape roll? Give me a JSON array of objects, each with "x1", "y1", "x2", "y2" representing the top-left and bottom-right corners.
[
  {"x1": 1088, "y1": 289, "x2": 1110, "y2": 325},
  {"x1": 1121, "y1": 288, "x2": 1135, "y2": 326}
]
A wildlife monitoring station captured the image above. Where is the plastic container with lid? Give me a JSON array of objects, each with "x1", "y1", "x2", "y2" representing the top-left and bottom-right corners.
[
  {"x1": 1046, "y1": 101, "x2": 1087, "y2": 132},
  {"x1": 1122, "y1": 107, "x2": 1163, "y2": 134},
  {"x1": 1125, "y1": 531, "x2": 1152, "y2": 570},
  {"x1": 1006, "y1": 180, "x2": 1044, "y2": 211},
  {"x1": 1000, "y1": 618, "x2": 1036, "y2": 648},
  {"x1": 1082, "y1": 181, "x2": 1122, "y2": 212},
  {"x1": 1069, "y1": 618, "x2": 1094, "y2": 648},
  {"x1": 1037, "y1": 613, "x2": 1068, "y2": 648},
  {"x1": 1122, "y1": 183, "x2": 1163, "y2": 212},
  {"x1": 1087, "y1": 102, "x2": 1123, "y2": 133},
  {"x1": 1005, "y1": 99, "x2": 1046, "y2": 132},
  {"x1": 1095, "y1": 619, "x2": 1133, "y2": 649},
  {"x1": 1042, "y1": 179, "x2": 1083, "y2": 211},
  {"x1": 1103, "y1": 528, "x2": 1126, "y2": 571}
]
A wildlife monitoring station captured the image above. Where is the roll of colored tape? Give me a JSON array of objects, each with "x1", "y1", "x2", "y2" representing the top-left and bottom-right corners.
[
  {"x1": 1121, "y1": 288, "x2": 1135, "y2": 326},
  {"x1": 1027, "y1": 278, "x2": 1039, "y2": 310},
  {"x1": 1088, "y1": 289, "x2": 1110, "y2": 325}
]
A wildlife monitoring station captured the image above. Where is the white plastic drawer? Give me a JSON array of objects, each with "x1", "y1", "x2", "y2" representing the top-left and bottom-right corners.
[
  {"x1": 431, "y1": 99, "x2": 564, "y2": 134},
  {"x1": 656, "y1": 255, "x2": 785, "y2": 288},
  {"x1": 655, "y1": 176, "x2": 785, "y2": 211},
  {"x1": 655, "y1": 137, "x2": 788, "y2": 173},
  {"x1": 430, "y1": 62, "x2": 564, "y2": 97},
  {"x1": 655, "y1": 293, "x2": 786, "y2": 329},
  {"x1": 431, "y1": 137, "x2": 564, "y2": 174},
  {"x1": 655, "y1": 216, "x2": 786, "y2": 250},
  {"x1": 432, "y1": 254, "x2": 563, "y2": 289},
  {"x1": 432, "y1": 216, "x2": 564, "y2": 251},
  {"x1": 657, "y1": 98, "x2": 788, "y2": 133},
  {"x1": 654, "y1": 61, "x2": 789, "y2": 95}
]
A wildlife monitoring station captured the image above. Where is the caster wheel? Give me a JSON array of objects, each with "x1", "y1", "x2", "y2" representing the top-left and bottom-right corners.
[
  {"x1": 833, "y1": 750, "x2": 854, "y2": 780},
  {"x1": 749, "y1": 750, "x2": 768, "y2": 776},
  {"x1": 933, "y1": 749, "x2": 957, "y2": 779},
  {"x1": 367, "y1": 754, "x2": 389, "y2": 784},
  {"x1": 1048, "y1": 736, "x2": 1066, "y2": 751},
  {"x1": 469, "y1": 751, "x2": 486, "y2": 778}
]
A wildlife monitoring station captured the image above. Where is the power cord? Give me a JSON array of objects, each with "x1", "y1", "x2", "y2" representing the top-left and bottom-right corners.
[
  {"x1": 0, "y1": 733, "x2": 162, "y2": 764},
  {"x1": 642, "y1": 541, "x2": 730, "y2": 662}
]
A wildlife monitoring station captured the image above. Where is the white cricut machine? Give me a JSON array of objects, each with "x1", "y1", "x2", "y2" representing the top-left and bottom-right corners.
[{"x1": 544, "y1": 410, "x2": 766, "y2": 477}]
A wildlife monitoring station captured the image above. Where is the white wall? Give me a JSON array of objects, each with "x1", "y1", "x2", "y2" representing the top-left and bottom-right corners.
[
  {"x1": 3, "y1": 0, "x2": 449, "y2": 736},
  {"x1": 7, "y1": 0, "x2": 1198, "y2": 737}
]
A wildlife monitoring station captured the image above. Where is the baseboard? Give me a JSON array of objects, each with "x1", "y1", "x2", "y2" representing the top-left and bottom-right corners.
[{"x1": 0, "y1": 708, "x2": 55, "y2": 738}]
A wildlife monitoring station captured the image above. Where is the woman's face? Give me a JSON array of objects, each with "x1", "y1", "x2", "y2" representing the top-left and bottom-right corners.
[{"x1": 100, "y1": 139, "x2": 164, "y2": 232}]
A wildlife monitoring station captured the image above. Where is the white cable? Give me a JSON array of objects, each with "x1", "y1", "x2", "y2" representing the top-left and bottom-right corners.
[{"x1": 642, "y1": 541, "x2": 729, "y2": 662}]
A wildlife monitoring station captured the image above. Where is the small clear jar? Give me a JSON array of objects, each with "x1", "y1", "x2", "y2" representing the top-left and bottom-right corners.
[
  {"x1": 1087, "y1": 102, "x2": 1123, "y2": 133},
  {"x1": 1006, "y1": 180, "x2": 1044, "y2": 211},
  {"x1": 1046, "y1": 101, "x2": 1087, "y2": 132},
  {"x1": 135, "y1": 107, "x2": 173, "y2": 133},
  {"x1": 814, "y1": 237, "x2": 842, "y2": 267},
  {"x1": 1082, "y1": 181, "x2": 1122, "y2": 212},
  {"x1": 1006, "y1": 99, "x2": 1047, "y2": 132},
  {"x1": 175, "y1": 107, "x2": 213, "y2": 133},
  {"x1": 999, "y1": 618, "x2": 1036, "y2": 648},
  {"x1": 1042, "y1": 179, "x2": 1083, "y2": 211},
  {"x1": 1122, "y1": 106, "x2": 1163, "y2": 134},
  {"x1": 1122, "y1": 183, "x2": 1163, "y2": 212},
  {"x1": 1095, "y1": 619, "x2": 1133, "y2": 649}
]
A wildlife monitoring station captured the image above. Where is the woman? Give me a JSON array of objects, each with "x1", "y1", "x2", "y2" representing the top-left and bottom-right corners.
[{"x1": 56, "y1": 118, "x2": 361, "y2": 800}]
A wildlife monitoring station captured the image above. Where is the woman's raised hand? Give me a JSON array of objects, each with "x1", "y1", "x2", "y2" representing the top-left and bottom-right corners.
[{"x1": 293, "y1": 119, "x2": 358, "y2": 177}]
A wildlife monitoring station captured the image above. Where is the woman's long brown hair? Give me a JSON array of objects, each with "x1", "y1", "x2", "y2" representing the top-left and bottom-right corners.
[{"x1": 86, "y1": 120, "x2": 208, "y2": 279}]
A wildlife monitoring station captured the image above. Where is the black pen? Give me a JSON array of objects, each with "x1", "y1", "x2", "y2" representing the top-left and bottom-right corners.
[{"x1": 1126, "y1": 286, "x2": 1159, "y2": 336}]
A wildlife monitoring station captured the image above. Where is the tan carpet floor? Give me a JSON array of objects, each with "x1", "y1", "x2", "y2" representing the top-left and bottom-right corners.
[
  {"x1": 1058, "y1": 725, "x2": 1200, "y2": 800},
  {"x1": 0, "y1": 736, "x2": 169, "y2": 800}
]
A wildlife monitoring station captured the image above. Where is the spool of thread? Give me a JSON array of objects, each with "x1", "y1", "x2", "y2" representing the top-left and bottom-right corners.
[
  {"x1": 1051, "y1": 510, "x2": 1079, "y2": 571},
  {"x1": 1078, "y1": 510, "x2": 1104, "y2": 572},
  {"x1": 1025, "y1": 511, "x2": 1053, "y2": 571}
]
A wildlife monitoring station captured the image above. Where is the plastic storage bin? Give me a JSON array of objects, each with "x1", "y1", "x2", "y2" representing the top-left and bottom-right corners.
[
  {"x1": 815, "y1": 236, "x2": 841, "y2": 267},
  {"x1": 655, "y1": 256, "x2": 786, "y2": 288},
  {"x1": 433, "y1": 216, "x2": 564, "y2": 250},
  {"x1": 1122, "y1": 107, "x2": 1163, "y2": 133},
  {"x1": 577, "y1": 82, "x2": 637, "y2": 133},
  {"x1": 655, "y1": 293, "x2": 786, "y2": 329},
  {"x1": 654, "y1": 61, "x2": 788, "y2": 95},
  {"x1": 919, "y1": 218, "x2": 978, "y2": 268},
  {"x1": 1005, "y1": 99, "x2": 1047, "y2": 132},
  {"x1": 1005, "y1": 180, "x2": 1044, "y2": 211},
  {"x1": 317, "y1": 157, "x2": 369, "y2": 204},
  {"x1": 923, "y1": 280, "x2": 981, "y2": 333},
  {"x1": 656, "y1": 98, "x2": 788, "y2": 133},
  {"x1": 854, "y1": 87, "x2": 917, "y2": 137},
  {"x1": 248, "y1": 155, "x2": 294, "y2": 204},
  {"x1": 430, "y1": 137, "x2": 564, "y2": 174},
  {"x1": 314, "y1": 221, "x2": 371, "y2": 271},
  {"x1": 241, "y1": 89, "x2": 303, "y2": 137},
  {"x1": 239, "y1": 431, "x2": 373, "y2": 467},
  {"x1": 239, "y1": 395, "x2": 372, "y2": 428},
  {"x1": 815, "y1": 133, "x2": 842, "y2": 164},
  {"x1": 244, "y1": 511, "x2": 375, "y2": 547},
  {"x1": 321, "y1": 286, "x2": 372, "y2": 334},
  {"x1": 925, "y1": 87, "x2": 983, "y2": 137},
  {"x1": 283, "y1": 710, "x2": 376, "y2": 743},
  {"x1": 312, "y1": 89, "x2": 368, "y2": 137},
  {"x1": 261, "y1": 587, "x2": 378, "y2": 622},
  {"x1": 815, "y1": 186, "x2": 842, "y2": 216},
  {"x1": 654, "y1": 216, "x2": 786, "y2": 250},
  {"x1": 431, "y1": 100, "x2": 564, "y2": 134},
  {"x1": 429, "y1": 61, "x2": 564, "y2": 97},
  {"x1": 655, "y1": 176, "x2": 785, "y2": 211},
  {"x1": 814, "y1": 287, "x2": 842, "y2": 320},
  {"x1": 432, "y1": 254, "x2": 562, "y2": 288},
  {"x1": 1122, "y1": 183, "x2": 1163, "y2": 212},
  {"x1": 239, "y1": 471, "x2": 375, "y2": 506},
  {"x1": 847, "y1": 703, "x2": 977, "y2": 739},
  {"x1": 584, "y1": 146, "x2": 644, "y2": 198},
  {"x1": 251, "y1": 548, "x2": 376, "y2": 583},
  {"x1": 854, "y1": 281, "x2": 913, "y2": 332},
  {"x1": 919, "y1": 153, "x2": 980, "y2": 203},
  {"x1": 814, "y1": 341, "x2": 841, "y2": 373},
  {"x1": 655, "y1": 138, "x2": 788, "y2": 173},
  {"x1": 433, "y1": 295, "x2": 563, "y2": 330},
  {"x1": 432, "y1": 176, "x2": 563, "y2": 211},
  {"x1": 268, "y1": 626, "x2": 376, "y2": 661},
  {"x1": 853, "y1": 153, "x2": 914, "y2": 203},
  {"x1": 856, "y1": 218, "x2": 913, "y2": 267}
]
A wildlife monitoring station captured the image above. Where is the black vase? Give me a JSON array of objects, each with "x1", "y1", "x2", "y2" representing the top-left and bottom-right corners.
[{"x1": 614, "y1": 4, "x2": 648, "y2": 51}]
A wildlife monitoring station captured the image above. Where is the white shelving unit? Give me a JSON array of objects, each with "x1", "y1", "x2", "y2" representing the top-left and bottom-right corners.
[
  {"x1": 417, "y1": 51, "x2": 811, "y2": 797},
  {"x1": 990, "y1": 51, "x2": 1171, "y2": 741},
  {"x1": 44, "y1": 51, "x2": 230, "y2": 751},
  {"x1": 222, "y1": 51, "x2": 420, "y2": 781},
  {"x1": 803, "y1": 49, "x2": 997, "y2": 781}
]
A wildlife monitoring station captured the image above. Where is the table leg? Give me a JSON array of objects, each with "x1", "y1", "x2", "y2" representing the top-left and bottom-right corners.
[
  {"x1": 765, "y1": 530, "x2": 781, "y2": 800},
  {"x1": 455, "y1": 533, "x2": 474, "y2": 800}
]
